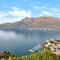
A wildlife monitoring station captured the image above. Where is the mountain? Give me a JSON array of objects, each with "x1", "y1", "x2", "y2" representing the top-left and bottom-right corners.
[{"x1": 0, "y1": 16, "x2": 60, "y2": 30}]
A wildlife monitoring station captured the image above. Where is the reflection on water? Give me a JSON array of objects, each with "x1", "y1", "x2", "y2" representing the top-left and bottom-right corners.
[{"x1": 0, "y1": 30, "x2": 60, "y2": 56}]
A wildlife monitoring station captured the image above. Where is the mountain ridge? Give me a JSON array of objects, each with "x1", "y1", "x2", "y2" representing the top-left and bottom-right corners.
[{"x1": 0, "y1": 16, "x2": 60, "y2": 30}]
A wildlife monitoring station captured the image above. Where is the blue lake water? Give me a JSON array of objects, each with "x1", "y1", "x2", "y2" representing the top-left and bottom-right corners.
[{"x1": 0, "y1": 30, "x2": 60, "y2": 56}]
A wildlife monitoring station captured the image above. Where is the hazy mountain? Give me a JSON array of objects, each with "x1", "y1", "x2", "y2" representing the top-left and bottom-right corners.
[{"x1": 0, "y1": 16, "x2": 60, "y2": 30}]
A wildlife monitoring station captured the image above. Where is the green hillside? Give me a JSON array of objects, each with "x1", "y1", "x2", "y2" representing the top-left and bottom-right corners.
[{"x1": 0, "y1": 49, "x2": 59, "y2": 60}]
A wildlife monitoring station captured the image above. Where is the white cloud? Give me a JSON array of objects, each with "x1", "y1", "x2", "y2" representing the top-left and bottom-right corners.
[
  {"x1": 10, "y1": 6, "x2": 32, "y2": 17},
  {"x1": 9, "y1": 10, "x2": 32, "y2": 17},
  {"x1": 0, "y1": 7, "x2": 32, "y2": 24},
  {"x1": 41, "y1": 11, "x2": 53, "y2": 16},
  {"x1": 0, "y1": 12, "x2": 7, "y2": 17},
  {"x1": 34, "y1": 6, "x2": 60, "y2": 18},
  {"x1": 34, "y1": 6, "x2": 46, "y2": 10},
  {"x1": 34, "y1": 6, "x2": 40, "y2": 10}
]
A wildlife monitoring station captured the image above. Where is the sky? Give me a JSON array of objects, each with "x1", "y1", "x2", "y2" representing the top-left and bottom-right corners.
[{"x1": 0, "y1": 0, "x2": 60, "y2": 23}]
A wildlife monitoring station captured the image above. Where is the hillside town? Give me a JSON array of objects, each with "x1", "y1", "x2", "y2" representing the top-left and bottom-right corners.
[{"x1": 43, "y1": 39, "x2": 60, "y2": 56}]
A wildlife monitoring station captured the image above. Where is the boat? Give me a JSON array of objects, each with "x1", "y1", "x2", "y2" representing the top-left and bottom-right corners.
[
  {"x1": 29, "y1": 50, "x2": 35, "y2": 53},
  {"x1": 29, "y1": 44, "x2": 41, "y2": 53}
]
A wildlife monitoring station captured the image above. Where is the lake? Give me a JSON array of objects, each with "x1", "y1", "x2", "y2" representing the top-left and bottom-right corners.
[{"x1": 0, "y1": 30, "x2": 60, "y2": 56}]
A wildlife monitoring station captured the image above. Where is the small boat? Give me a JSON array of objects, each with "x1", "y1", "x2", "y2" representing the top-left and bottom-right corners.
[
  {"x1": 29, "y1": 49, "x2": 35, "y2": 53},
  {"x1": 29, "y1": 44, "x2": 41, "y2": 53}
]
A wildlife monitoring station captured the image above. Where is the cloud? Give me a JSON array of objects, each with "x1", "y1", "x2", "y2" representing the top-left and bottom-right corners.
[
  {"x1": 34, "y1": 6, "x2": 46, "y2": 10},
  {"x1": 0, "y1": 12, "x2": 7, "y2": 17},
  {"x1": 40, "y1": 11, "x2": 53, "y2": 16},
  {"x1": 9, "y1": 9, "x2": 31, "y2": 17},
  {"x1": 39, "y1": 10, "x2": 53, "y2": 16},
  {"x1": 9, "y1": 6, "x2": 32, "y2": 17},
  {"x1": 34, "y1": 6, "x2": 60, "y2": 18},
  {"x1": 0, "y1": 7, "x2": 32, "y2": 24}
]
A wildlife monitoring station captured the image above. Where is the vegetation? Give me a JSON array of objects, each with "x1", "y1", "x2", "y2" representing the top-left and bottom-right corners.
[{"x1": 0, "y1": 49, "x2": 60, "y2": 60}]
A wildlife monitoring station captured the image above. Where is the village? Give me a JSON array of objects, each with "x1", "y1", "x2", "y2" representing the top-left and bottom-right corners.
[
  {"x1": 29, "y1": 39, "x2": 60, "y2": 56},
  {"x1": 43, "y1": 39, "x2": 60, "y2": 56}
]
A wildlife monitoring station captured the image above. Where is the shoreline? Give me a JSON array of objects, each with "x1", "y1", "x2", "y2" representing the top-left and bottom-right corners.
[{"x1": 0, "y1": 28, "x2": 60, "y2": 31}]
